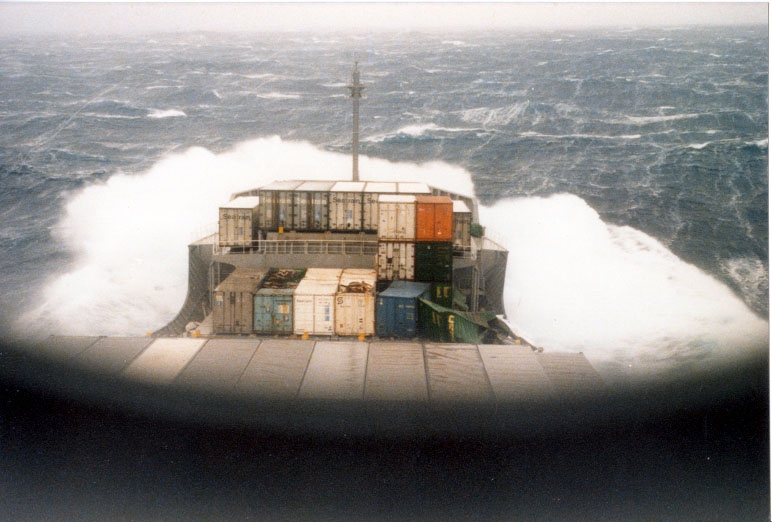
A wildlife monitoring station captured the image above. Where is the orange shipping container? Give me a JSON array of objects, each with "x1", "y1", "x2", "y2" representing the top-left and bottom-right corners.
[{"x1": 415, "y1": 195, "x2": 453, "y2": 242}]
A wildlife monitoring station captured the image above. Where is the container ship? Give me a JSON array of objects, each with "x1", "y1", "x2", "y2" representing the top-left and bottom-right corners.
[
  {"x1": 154, "y1": 63, "x2": 513, "y2": 346},
  {"x1": 37, "y1": 65, "x2": 605, "y2": 415}
]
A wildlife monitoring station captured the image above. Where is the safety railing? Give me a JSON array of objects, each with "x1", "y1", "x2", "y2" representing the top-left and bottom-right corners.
[{"x1": 214, "y1": 236, "x2": 379, "y2": 256}]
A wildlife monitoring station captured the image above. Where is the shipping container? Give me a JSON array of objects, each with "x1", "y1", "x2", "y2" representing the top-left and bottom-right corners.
[
  {"x1": 377, "y1": 241, "x2": 415, "y2": 281},
  {"x1": 397, "y1": 182, "x2": 431, "y2": 194},
  {"x1": 335, "y1": 268, "x2": 377, "y2": 336},
  {"x1": 415, "y1": 195, "x2": 453, "y2": 242},
  {"x1": 375, "y1": 281, "x2": 430, "y2": 338},
  {"x1": 213, "y1": 268, "x2": 266, "y2": 334},
  {"x1": 254, "y1": 288, "x2": 295, "y2": 334},
  {"x1": 304, "y1": 267, "x2": 343, "y2": 280},
  {"x1": 418, "y1": 298, "x2": 495, "y2": 343},
  {"x1": 293, "y1": 181, "x2": 334, "y2": 231},
  {"x1": 329, "y1": 181, "x2": 365, "y2": 231},
  {"x1": 415, "y1": 242, "x2": 453, "y2": 282},
  {"x1": 293, "y1": 270, "x2": 341, "y2": 335},
  {"x1": 252, "y1": 268, "x2": 306, "y2": 334},
  {"x1": 452, "y1": 200, "x2": 472, "y2": 250},
  {"x1": 257, "y1": 180, "x2": 302, "y2": 231},
  {"x1": 363, "y1": 182, "x2": 396, "y2": 231},
  {"x1": 428, "y1": 282, "x2": 454, "y2": 309},
  {"x1": 378, "y1": 194, "x2": 416, "y2": 241},
  {"x1": 218, "y1": 196, "x2": 260, "y2": 247}
]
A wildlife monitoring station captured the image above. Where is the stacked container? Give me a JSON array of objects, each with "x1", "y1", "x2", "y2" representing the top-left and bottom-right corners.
[
  {"x1": 329, "y1": 181, "x2": 365, "y2": 232},
  {"x1": 363, "y1": 182, "x2": 396, "y2": 232},
  {"x1": 376, "y1": 194, "x2": 416, "y2": 282},
  {"x1": 335, "y1": 268, "x2": 377, "y2": 336},
  {"x1": 218, "y1": 196, "x2": 260, "y2": 248},
  {"x1": 213, "y1": 268, "x2": 266, "y2": 334},
  {"x1": 293, "y1": 181, "x2": 334, "y2": 231},
  {"x1": 293, "y1": 268, "x2": 342, "y2": 336},
  {"x1": 452, "y1": 199, "x2": 472, "y2": 251},
  {"x1": 257, "y1": 180, "x2": 303, "y2": 232},
  {"x1": 415, "y1": 195, "x2": 453, "y2": 242},
  {"x1": 375, "y1": 281, "x2": 430, "y2": 338},
  {"x1": 253, "y1": 268, "x2": 306, "y2": 335}
]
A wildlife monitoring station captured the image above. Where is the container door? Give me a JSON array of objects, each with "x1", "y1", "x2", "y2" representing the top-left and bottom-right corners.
[
  {"x1": 274, "y1": 295, "x2": 293, "y2": 334},
  {"x1": 314, "y1": 295, "x2": 335, "y2": 335},
  {"x1": 434, "y1": 202, "x2": 453, "y2": 241},
  {"x1": 253, "y1": 294, "x2": 270, "y2": 333}
]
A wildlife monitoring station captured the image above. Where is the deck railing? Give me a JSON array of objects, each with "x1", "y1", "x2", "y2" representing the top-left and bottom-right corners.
[{"x1": 201, "y1": 232, "x2": 479, "y2": 259}]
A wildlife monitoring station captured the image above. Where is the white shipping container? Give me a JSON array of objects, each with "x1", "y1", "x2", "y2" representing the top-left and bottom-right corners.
[
  {"x1": 453, "y1": 199, "x2": 472, "y2": 250},
  {"x1": 304, "y1": 268, "x2": 343, "y2": 281},
  {"x1": 397, "y1": 182, "x2": 431, "y2": 194},
  {"x1": 219, "y1": 196, "x2": 260, "y2": 247},
  {"x1": 377, "y1": 194, "x2": 416, "y2": 241},
  {"x1": 330, "y1": 181, "x2": 365, "y2": 231},
  {"x1": 377, "y1": 241, "x2": 416, "y2": 281},
  {"x1": 363, "y1": 182, "x2": 397, "y2": 231},
  {"x1": 335, "y1": 269, "x2": 377, "y2": 336},
  {"x1": 294, "y1": 279, "x2": 339, "y2": 335}
]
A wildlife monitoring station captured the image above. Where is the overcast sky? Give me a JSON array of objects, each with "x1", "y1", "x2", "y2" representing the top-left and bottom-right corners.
[{"x1": 0, "y1": 2, "x2": 767, "y2": 35}]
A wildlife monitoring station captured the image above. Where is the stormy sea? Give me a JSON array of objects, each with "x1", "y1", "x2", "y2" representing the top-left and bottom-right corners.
[
  {"x1": 1, "y1": 26, "x2": 767, "y2": 378},
  {"x1": 0, "y1": 26, "x2": 768, "y2": 521}
]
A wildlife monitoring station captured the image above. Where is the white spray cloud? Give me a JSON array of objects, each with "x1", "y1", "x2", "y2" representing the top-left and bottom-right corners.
[{"x1": 480, "y1": 194, "x2": 769, "y2": 380}]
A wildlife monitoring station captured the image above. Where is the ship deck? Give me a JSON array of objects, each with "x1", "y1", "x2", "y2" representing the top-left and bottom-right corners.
[{"x1": 44, "y1": 335, "x2": 604, "y2": 404}]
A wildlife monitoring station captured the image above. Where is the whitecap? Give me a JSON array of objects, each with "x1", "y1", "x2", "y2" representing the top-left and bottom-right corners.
[{"x1": 147, "y1": 109, "x2": 186, "y2": 119}]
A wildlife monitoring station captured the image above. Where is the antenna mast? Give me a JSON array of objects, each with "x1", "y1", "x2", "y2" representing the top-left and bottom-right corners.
[{"x1": 347, "y1": 62, "x2": 365, "y2": 182}]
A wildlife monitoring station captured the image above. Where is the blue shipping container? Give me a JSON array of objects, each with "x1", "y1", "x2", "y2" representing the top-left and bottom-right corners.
[
  {"x1": 375, "y1": 281, "x2": 430, "y2": 338},
  {"x1": 254, "y1": 288, "x2": 295, "y2": 334}
]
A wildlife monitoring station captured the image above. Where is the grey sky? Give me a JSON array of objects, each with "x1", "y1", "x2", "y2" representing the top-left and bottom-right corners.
[{"x1": 0, "y1": 2, "x2": 767, "y2": 35}]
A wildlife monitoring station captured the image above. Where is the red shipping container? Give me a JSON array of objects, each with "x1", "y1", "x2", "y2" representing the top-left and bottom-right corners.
[{"x1": 415, "y1": 195, "x2": 453, "y2": 241}]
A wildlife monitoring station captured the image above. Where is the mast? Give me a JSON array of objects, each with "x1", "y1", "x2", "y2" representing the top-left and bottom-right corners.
[{"x1": 347, "y1": 62, "x2": 365, "y2": 182}]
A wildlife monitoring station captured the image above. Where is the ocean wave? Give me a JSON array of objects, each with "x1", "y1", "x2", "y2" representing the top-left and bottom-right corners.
[
  {"x1": 255, "y1": 92, "x2": 301, "y2": 100},
  {"x1": 518, "y1": 132, "x2": 642, "y2": 141},
  {"x1": 621, "y1": 113, "x2": 702, "y2": 125},
  {"x1": 147, "y1": 109, "x2": 187, "y2": 119},
  {"x1": 364, "y1": 123, "x2": 479, "y2": 143},
  {"x1": 481, "y1": 194, "x2": 769, "y2": 381}
]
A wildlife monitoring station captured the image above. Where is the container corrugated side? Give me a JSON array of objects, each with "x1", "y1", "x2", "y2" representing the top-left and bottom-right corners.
[
  {"x1": 377, "y1": 241, "x2": 415, "y2": 281},
  {"x1": 293, "y1": 278, "x2": 339, "y2": 335},
  {"x1": 213, "y1": 268, "x2": 266, "y2": 334},
  {"x1": 218, "y1": 196, "x2": 260, "y2": 247},
  {"x1": 414, "y1": 242, "x2": 453, "y2": 282},
  {"x1": 428, "y1": 282, "x2": 454, "y2": 309},
  {"x1": 377, "y1": 194, "x2": 416, "y2": 241},
  {"x1": 375, "y1": 281, "x2": 430, "y2": 338},
  {"x1": 329, "y1": 182, "x2": 365, "y2": 231},
  {"x1": 415, "y1": 195, "x2": 454, "y2": 242},
  {"x1": 335, "y1": 269, "x2": 377, "y2": 336}
]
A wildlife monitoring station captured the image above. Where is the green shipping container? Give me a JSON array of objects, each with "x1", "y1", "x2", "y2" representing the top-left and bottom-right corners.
[
  {"x1": 415, "y1": 242, "x2": 453, "y2": 282},
  {"x1": 417, "y1": 298, "x2": 495, "y2": 344}
]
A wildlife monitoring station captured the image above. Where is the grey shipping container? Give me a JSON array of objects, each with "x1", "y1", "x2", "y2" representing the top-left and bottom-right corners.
[
  {"x1": 213, "y1": 268, "x2": 266, "y2": 334},
  {"x1": 257, "y1": 180, "x2": 302, "y2": 231},
  {"x1": 377, "y1": 241, "x2": 415, "y2": 281},
  {"x1": 415, "y1": 242, "x2": 453, "y2": 282},
  {"x1": 219, "y1": 196, "x2": 260, "y2": 247},
  {"x1": 375, "y1": 281, "x2": 430, "y2": 338},
  {"x1": 293, "y1": 181, "x2": 334, "y2": 231}
]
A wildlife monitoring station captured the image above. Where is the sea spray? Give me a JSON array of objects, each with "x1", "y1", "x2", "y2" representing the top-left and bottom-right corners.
[{"x1": 480, "y1": 194, "x2": 769, "y2": 380}]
